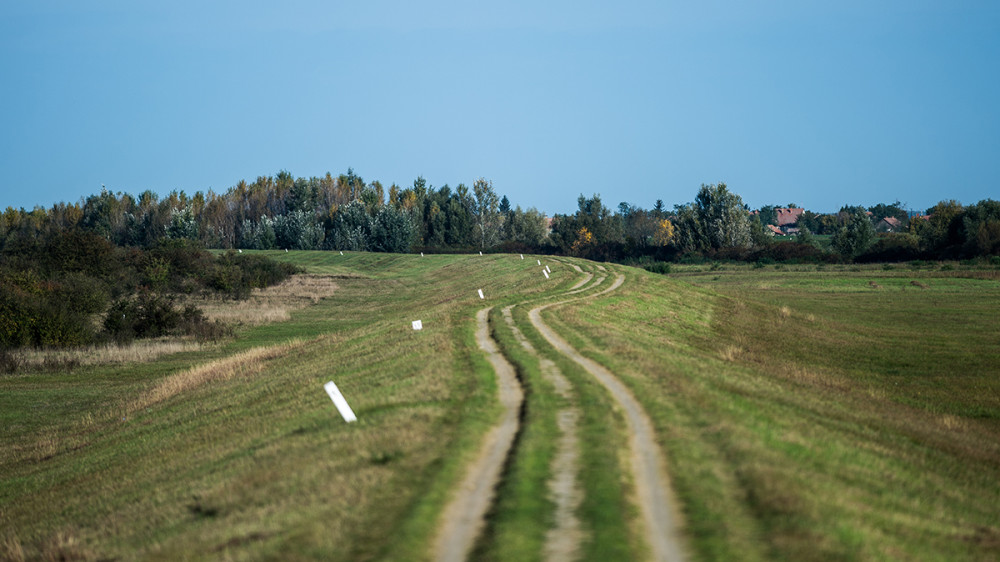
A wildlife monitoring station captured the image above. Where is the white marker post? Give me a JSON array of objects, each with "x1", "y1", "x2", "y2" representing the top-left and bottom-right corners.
[
  {"x1": 412, "y1": 320, "x2": 423, "y2": 330},
  {"x1": 324, "y1": 381, "x2": 357, "y2": 423},
  {"x1": 480, "y1": 251, "x2": 483, "y2": 256},
  {"x1": 546, "y1": 265, "x2": 551, "y2": 273},
  {"x1": 544, "y1": 270, "x2": 550, "y2": 279},
  {"x1": 520, "y1": 254, "x2": 524, "y2": 260},
  {"x1": 340, "y1": 251, "x2": 344, "y2": 255},
  {"x1": 421, "y1": 252, "x2": 424, "y2": 257},
  {"x1": 537, "y1": 260, "x2": 541, "y2": 266},
  {"x1": 478, "y1": 289, "x2": 485, "y2": 300}
]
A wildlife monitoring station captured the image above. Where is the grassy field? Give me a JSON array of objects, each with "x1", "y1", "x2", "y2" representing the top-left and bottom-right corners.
[
  {"x1": 0, "y1": 252, "x2": 578, "y2": 561},
  {"x1": 540, "y1": 262, "x2": 1000, "y2": 560},
  {"x1": 3, "y1": 253, "x2": 998, "y2": 561}
]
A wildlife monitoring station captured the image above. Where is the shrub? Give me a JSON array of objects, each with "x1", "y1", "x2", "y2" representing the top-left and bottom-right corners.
[
  {"x1": 0, "y1": 273, "x2": 96, "y2": 348},
  {"x1": 210, "y1": 252, "x2": 301, "y2": 298},
  {"x1": 105, "y1": 292, "x2": 182, "y2": 343},
  {"x1": 642, "y1": 262, "x2": 672, "y2": 275}
]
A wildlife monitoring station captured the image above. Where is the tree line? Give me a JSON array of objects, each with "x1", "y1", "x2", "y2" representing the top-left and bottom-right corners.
[{"x1": 2, "y1": 170, "x2": 999, "y2": 265}]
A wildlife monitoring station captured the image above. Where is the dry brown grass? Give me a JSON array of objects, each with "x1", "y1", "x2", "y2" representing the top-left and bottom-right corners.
[
  {"x1": 40, "y1": 529, "x2": 93, "y2": 562},
  {"x1": 1, "y1": 534, "x2": 25, "y2": 562},
  {"x1": 187, "y1": 274, "x2": 338, "y2": 326},
  {"x1": 129, "y1": 340, "x2": 305, "y2": 413},
  {"x1": 11, "y1": 340, "x2": 203, "y2": 371}
]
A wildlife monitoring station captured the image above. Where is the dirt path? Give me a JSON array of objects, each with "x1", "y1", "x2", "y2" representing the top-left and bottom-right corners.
[
  {"x1": 501, "y1": 304, "x2": 584, "y2": 562},
  {"x1": 528, "y1": 272, "x2": 686, "y2": 562},
  {"x1": 432, "y1": 307, "x2": 524, "y2": 562}
]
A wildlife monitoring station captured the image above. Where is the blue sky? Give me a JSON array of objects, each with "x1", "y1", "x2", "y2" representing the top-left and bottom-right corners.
[{"x1": 2, "y1": 1, "x2": 998, "y2": 215}]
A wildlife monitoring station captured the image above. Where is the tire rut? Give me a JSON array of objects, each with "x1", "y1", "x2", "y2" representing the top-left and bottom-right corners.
[
  {"x1": 528, "y1": 270, "x2": 686, "y2": 562},
  {"x1": 432, "y1": 307, "x2": 524, "y2": 562},
  {"x1": 501, "y1": 304, "x2": 584, "y2": 562}
]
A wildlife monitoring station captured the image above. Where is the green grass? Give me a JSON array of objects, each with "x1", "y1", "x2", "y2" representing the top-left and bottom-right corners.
[
  {"x1": 4, "y1": 252, "x2": 998, "y2": 561},
  {"x1": 471, "y1": 262, "x2": 638, "y2": 561},
  {"x1": 538, "y1": 263, "x2": 1000, "y2": 561},
  {"x1": 0, "y1": 252, "x2": 570, "y2": 561}
]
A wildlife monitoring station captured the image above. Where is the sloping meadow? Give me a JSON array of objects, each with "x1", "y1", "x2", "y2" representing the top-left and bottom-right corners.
[
  {"x1": 541, "y1": 263, "x2": 1000, "y2": 561},
  {"x1": 0, "y1": 252, "x2": 570, "y2": 561}
]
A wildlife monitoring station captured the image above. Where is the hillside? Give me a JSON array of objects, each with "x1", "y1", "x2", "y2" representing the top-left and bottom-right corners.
[{"x1": 2, "y1": 254, "x2": 998, "y2": 561}]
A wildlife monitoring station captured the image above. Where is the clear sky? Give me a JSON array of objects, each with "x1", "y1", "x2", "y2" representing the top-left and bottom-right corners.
[{"x1": 2, "y1": 1, "x2": 998, "y2": 215}]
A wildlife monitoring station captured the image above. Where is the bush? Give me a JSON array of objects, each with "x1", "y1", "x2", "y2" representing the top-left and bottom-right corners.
[
  {"x1": 210, "y1": 252, "x2": 301, "y2": 298},
  {"x1": 0, "y1": 272, "x2": 96, "y2": 348},
  {"x1": 642, "y1": 261, "x2": 672, "y2": 275},
  {"x1": 104, "y1": 292, "x2": 182, "y2": 343},
  {"x1": 857, "y1": 233, "x2": 923, "y2": 263}
]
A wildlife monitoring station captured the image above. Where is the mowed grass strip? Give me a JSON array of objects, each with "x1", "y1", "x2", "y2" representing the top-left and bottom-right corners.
[
  {"x1": 0, "y1": 252, "x2": 565, "y2": 561},
  {"x1": 540, "y1": 264, "x2": 1000, "y2": 561}
]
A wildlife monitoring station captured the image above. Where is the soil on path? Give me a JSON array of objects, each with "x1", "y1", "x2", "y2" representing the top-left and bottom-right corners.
[
  {"x1": 502, "y1": 304, "x2": 585, "y2": 562},
  {"x1": 529, "y1": 272, "x2": 686, "y2": 562},
  {"x1": 432, "y1": 307, "x2": 524, "y2": 562}
]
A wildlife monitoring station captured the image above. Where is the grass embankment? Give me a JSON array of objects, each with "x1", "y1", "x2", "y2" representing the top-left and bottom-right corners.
[
  {"x1": 541, "y1": 262, "x2": 1000, "y2": 560},
  {"x1": 0, "y1": 252, "x2": 571, "y2": 561}
]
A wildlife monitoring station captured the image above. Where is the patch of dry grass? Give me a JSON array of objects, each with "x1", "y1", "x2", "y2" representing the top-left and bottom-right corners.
[
  {"x1": 10, "y1": 340, "x2": 203, "y2": 372},
  {"x1": 187, "y1": 274, "x2": 338, "y2": 326},
  {"x1": 129, "y1": 340, "x2": 305, "y2": 413}
]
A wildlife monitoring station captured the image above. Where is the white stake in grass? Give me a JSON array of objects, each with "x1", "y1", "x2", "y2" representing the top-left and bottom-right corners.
[
  {"x1": 480, "y1": 251, "x2": 483, "y2": 256},
  {"x1": 537, "y1": 259, "x2": 541, "y2": 266},
  {"x1": 478, "y1": 289, "x2": 485, "y2": 300},
  {"x1": 412, "y1": 320, "x2": 423, "y2": 330},
  {"x1": 340, "y1": 251, "x2": 344, "y2": 255},
  {"x1": 324, "y1": 381, "x2": 357, "y2": 423},
  {"x1": 546, "y1": 265, "x2": 551, "y2": 273},
  {"x1": 520, "y1": 254, "x2": 524, "y2": 259},
  {"x1": 544, "y1": 270, "x2": 550, "y2": 279},
  {"x1": 421, "y1": 252, "x2": 424, "y2": 257}
]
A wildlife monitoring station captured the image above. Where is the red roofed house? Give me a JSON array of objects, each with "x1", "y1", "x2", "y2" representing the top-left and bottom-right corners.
[
  {"x1": 775, "y1": 207, "x2": 805, "y2": 227},
  {"x1": 877, "y1": 216, "x2": 902, "y2": 233}
]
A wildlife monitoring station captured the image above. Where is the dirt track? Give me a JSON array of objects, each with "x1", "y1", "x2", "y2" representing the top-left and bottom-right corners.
[
  {"x1": 529, "y1": 271, "x2": 686, "y2": 562},
  {"x1": 502, "y1": 304, "x2": 584, "y2": 561},
  {"x1": 431, "y1": 307, "x2": 524, "y2": 562},
  {"x1": 433, "y1": 262, "x2": 684, "y2": 561}
]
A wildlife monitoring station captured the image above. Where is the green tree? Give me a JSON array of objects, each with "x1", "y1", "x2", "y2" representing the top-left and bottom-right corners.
[
  {"x1": 755, "y1": 205, "x2": 779, "y2": 226},
  {"x1": 373, "y1": 205, "x2": 415, "y2": 253},
  {"x1": 832, "y1": 209, "x2": 876, "y2": 259},
  {"x1": 674, "y1": 183, "x2": 751, "y2": 252},
  {"x1": 962, "y1": 199, "x2": 1000, "y2": 256},
  {"x1": 472, "y1": 178, "x2": 501, "y2": 249},
  {"x1": 505, "y1": 206, "x2": 547, "y2": 246},
  {"x1": 919, "y1": 200, "x2": 964, "y2": 254},
  {"x1": 868, "y1": 200, "x2": 908, "y2": 223}
]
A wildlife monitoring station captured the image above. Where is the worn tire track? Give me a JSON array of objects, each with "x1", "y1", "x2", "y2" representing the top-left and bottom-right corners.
[
  {"x1": 432, "y1": 307, "x2": 524, "y2": 562},
  {"x1": 528, "y1": 268, "x2": 687, "y2": 562}
]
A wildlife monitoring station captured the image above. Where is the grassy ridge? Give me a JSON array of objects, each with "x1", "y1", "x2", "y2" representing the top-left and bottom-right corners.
[
  {"x1": 0, "y1": 252, "x2": 568, "y2": 561},
  {"x1": 540, "y1": 263, "x2": 1000, "y2": 560},
  {"x1": 5, "y1": 252, "x2": 998, "y2": 560}
]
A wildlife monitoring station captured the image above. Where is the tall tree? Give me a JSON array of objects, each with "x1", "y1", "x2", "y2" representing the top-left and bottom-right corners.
[
  {"x1": 472, "y1": 178, "x2": 501, "y2": 249},
  {"x1": 674, "y1": 183, "x2": 750, "y2": 252},
  {"x1": 832, "y1": 208, "x2": 876, "y2": 259}
]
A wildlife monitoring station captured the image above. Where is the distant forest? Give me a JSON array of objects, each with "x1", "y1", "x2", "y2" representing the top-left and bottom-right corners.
[{"x1": 2, "y1": 168, "x2": 999, "y2": 265}]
